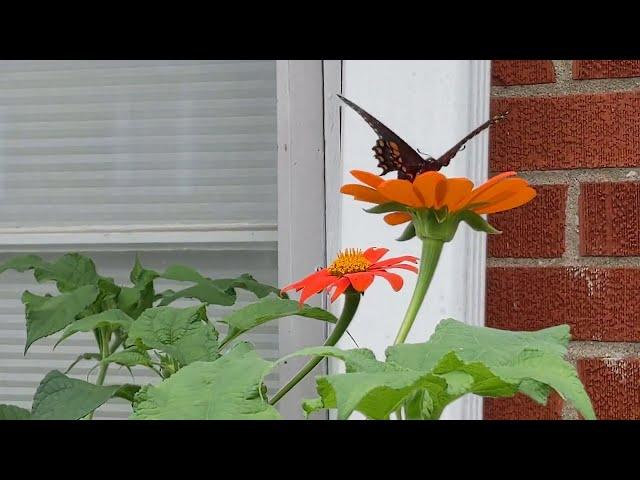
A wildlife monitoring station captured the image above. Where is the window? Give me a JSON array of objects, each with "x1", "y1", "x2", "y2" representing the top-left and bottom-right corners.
[{"x1": 0, "y1": 60, "x2": 288, "y2": 419}]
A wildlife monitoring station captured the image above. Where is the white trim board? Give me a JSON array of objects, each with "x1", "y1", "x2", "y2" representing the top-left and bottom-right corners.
[
  {"x1": 326, "y1": 60, "x2": 491, "y2": 420},
  {"x1": 276, "y1": 60, "x2": 328, "y2": 420}
]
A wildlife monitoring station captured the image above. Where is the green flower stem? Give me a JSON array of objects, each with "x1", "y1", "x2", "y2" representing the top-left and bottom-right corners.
[
  {"x1": 269, "y1": 290, "x2": 361, "y2": 406},
  {"x1": 87, "y1": 328, "x2": 111, "y2": 420},
  {"x1": 393, "y1": 238, "x2": 444, "y2": 345}
]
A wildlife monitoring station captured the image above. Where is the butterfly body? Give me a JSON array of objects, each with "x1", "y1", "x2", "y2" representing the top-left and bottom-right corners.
[{"x1": 337, "y1": 94, "x2": 507, "y2": 181}]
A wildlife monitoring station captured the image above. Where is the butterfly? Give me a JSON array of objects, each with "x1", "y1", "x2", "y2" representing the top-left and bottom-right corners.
[{"x1": 337, "y1": 94, "x2": 508, "y2": 181}]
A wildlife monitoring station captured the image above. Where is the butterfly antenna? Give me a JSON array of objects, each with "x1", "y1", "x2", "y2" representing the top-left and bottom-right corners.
[{"x1": 416, "y1": 148, "x2": 433, "y2": 158}]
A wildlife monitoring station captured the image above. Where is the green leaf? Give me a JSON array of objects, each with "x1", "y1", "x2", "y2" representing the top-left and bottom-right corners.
[
  {"x1": 102, "y1": 348, "x2": 152, "y2": 368},
  {"x1": 126, "y1": 305, "x2": 219, "y2": 366},
  {"x1": 114, "y1": 384, "x2": 141, "y2": 403},
  {"x1": 386, "y1": 319, "x2": 569, "y2": 373},
  {"x1": 213, "y1": 273, "x2": 284, "y2": 299},
  {"x1": 220, "y1": 297, "x2": 337, "y2": 347},
  {"x1": 117, "y1": 256, "x2": 158, "y2": 319},
  {"x1": 0, "y1": 255, "x2": 45, "y2": 274},
  {"x1": 315, "y1": 369, "x2": 446, "y2": 420},
  {"x1": 458, "y1": 210, "x2": 501, "y2": 234},
  {"x1": 385, "y1": 319, "x2": 594, "y2": 419},
  {"x1": 22, "y1": 285, "x2": 99, "y2": 353},
  {"x1": 31, "y1": 370, "x2": 120, "y2": 420},
  {"x1": 33, "y1": 253, "x2": 101, "y2": 292},
  {"x1": 271, "y1": 346, "x2": 447, "y2": 420},
  {"x1": 0, "y1": 404, "x2": 31, "y2": 420},
  {"x1": 396, "y1": 222, "x2": 416, "y2": 242},
  {"x1": 56, "y1": 309, "x2": 134, "y2": 347},
  {"x1": 157, "y1": 265, "x2": 236, "y2": 306},
  {"x1": 131, "y1": 343, "x2": 280, "y2": 420},
  {"x1": 292, "y1": 320, "x2": 593, "y2": 420},
  {"x1": 364, "y1": 202, "x2": 411, "y2": 214},
  {"x1": 130, "y1": 254, "x2": 159, "y2": 286},
  {"x1": 492, "y1": 350, "x2": 595, "y2": 419},
  {"x1": 302, "y1": 398, "x2": 325, "y2": 418}
]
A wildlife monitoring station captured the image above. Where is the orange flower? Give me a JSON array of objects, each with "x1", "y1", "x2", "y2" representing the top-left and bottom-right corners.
[
  {"x1": 281, "y1": 247, "x2": 418, "y2": 305},
  {"x1": 340, "y1": 170, "x2": 536, "y2": 226}
]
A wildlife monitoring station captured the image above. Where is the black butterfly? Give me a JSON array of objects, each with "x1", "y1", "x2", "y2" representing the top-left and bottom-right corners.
[{"x1": 337, "y1": 94, "x2": 508, "y2": 181}]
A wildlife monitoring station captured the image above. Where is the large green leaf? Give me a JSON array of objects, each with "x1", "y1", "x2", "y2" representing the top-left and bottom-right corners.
[
  {"x1": 30, "y1": 370, "x2": 120, "y2": 420},
  {"x1": 0, "y1": 253, "x2": 106, "y2": 294},
  {"x1": 219, "y1": 296, "x2": 337, "y2": 346},
  {"x1": 0, "y1": 404, "x2": 31, "y2": 420},
  {"x1": 274, "y1": 346, "x2": 447, "y2": 420},
  {"x1": 32, "y1": 253, "x2": 101, "y2": 292},
  {"x1": 131, "y1": 343, "x2": 280, "y2": 420},
  {"x1": 22, "y1": 285, "x2": 99, "y2": 353},
  {"x1": 126, "y1": 305, "x2": 219, "y2": 366},
  {"x1": 55, "y1": 309, "x2": 134, "y2": 347},
  {"x1": 0, "y1": 255, "x2": 45, "y2": 274},
  {"x1": 386, "y1": 319, "x2": 570, "y2": 373},
  {"x1": 295, "y1": 320, "x2": 594, "y2": 420}
]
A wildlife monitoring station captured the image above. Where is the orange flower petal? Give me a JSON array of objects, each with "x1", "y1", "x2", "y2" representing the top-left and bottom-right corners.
[
  {"x1": 363, "y1": 247, "x2": 389, "y2": 264},
  {"x1": 470, "y1": 178, "x2": 530, "y2": 206},
  {"x1": 384, "y1": 263, "x2": 419, "y2": 274},
  {"x1": 466, "y1": 171, "x2": 517, "y2": 204},
  {"x1": 373, "y1": 270, "x2": 404, "y2": 291},
  {"x1": 298, "y1": 274, "x2": 339, "y2": 305},
  {"x1": 329, "y1": 277, "x2": 351, "y2": 303},
  {"x1": 371, "y1": 255, "x2": 418, "y2": 269},
  {"x1": 377, "y1": 179, "x2": 423, "y2": 208},
  {"x1": 384, "y1": 212, "x2": 412, "y2": 225},
  {"x1": 474, "y1": 186, "x2": 537, "y2": 214},
  {"x1": 413, "y1": 172, "x2": 445, "y2": 208},
  {"x1": 350, "y1": 170, "x2": 384, "y2": 188},
  {"x1": 440, "y1": 178, "x2": 474, "y2": 212},
  {"x1": 346, "y1": 272, "x2": 375, "y2": 292},
  {"x1": 281, "y1": 269, "x2": 330, "y2": 293},
  {"x1": 340, "y1": 184, "x2": 388, "y2": 204}
]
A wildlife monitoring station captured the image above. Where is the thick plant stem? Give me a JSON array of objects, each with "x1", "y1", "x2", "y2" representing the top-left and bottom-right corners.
[
  {"x1": 87, "y1": 328, "x2": 110, "y2": 420},
  {"x1": 269, "y1": 291, "x2": 361, "y2": 406},
  {"x1": 393, "y1": 238, "x2": 444, "y2": 345}
]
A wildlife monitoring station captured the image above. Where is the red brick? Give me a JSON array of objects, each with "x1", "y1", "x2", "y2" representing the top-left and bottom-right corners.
[
  {"x1": 489, "y1": 184, "x2": 567, "y2": 258},
  {"x1": 577, "y1": 357, "x2": 640, "y2": 419},
  {"x1": 484, "y1": 392, "x2": 563, "y2": 420},
  {"x1": 487, "y1": 267, "x2": 640, "y2": 341},
  {"x1": 573, "y1": 60, "x2": 640, "y2": 80},
  {"x1": 580, "y1": 182, "x2": 640, "y2": 256},
  {"x1": 490, "y1": 91, "x2": 640, "y2": 171},
  {"x1": 492, "y1": 60, "x2": 556, "y2": 86}
]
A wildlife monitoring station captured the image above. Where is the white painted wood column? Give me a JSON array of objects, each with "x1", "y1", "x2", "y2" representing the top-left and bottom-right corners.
[{"x1": 325, "y1": 60, "x2": 491, "y2": 420}]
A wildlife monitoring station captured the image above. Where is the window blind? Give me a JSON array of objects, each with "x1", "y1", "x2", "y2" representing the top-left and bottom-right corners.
[
  {"x1": 0, "y1": 60, "x2": 280, "y2": 419},
  {"x1": 0, "y1": 60, "x2": 277, "y2": 228}
]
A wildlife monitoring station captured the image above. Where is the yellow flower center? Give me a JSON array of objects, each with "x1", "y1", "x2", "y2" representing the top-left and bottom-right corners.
[{"x1": 327, "y1": 248, "x2": 371, "y2": 277}]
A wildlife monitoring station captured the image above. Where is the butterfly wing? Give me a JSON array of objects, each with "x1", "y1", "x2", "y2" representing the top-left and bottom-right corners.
[
  {"x1": 337, "y1": 94, "x2": 426, "y2": 180},
  {"x1": 434, "y1": 112, "x2": 509, "y2": 168}
]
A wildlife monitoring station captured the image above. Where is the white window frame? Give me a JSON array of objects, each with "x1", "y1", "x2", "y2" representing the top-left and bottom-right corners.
[{"x1": 324, "y1": 60, "x2": 491, "y2": 420}]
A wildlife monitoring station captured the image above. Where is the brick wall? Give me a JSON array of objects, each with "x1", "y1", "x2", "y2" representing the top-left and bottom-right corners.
[{"x1": 484, "y1": 60, "x2": 640, "y2": 420}]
